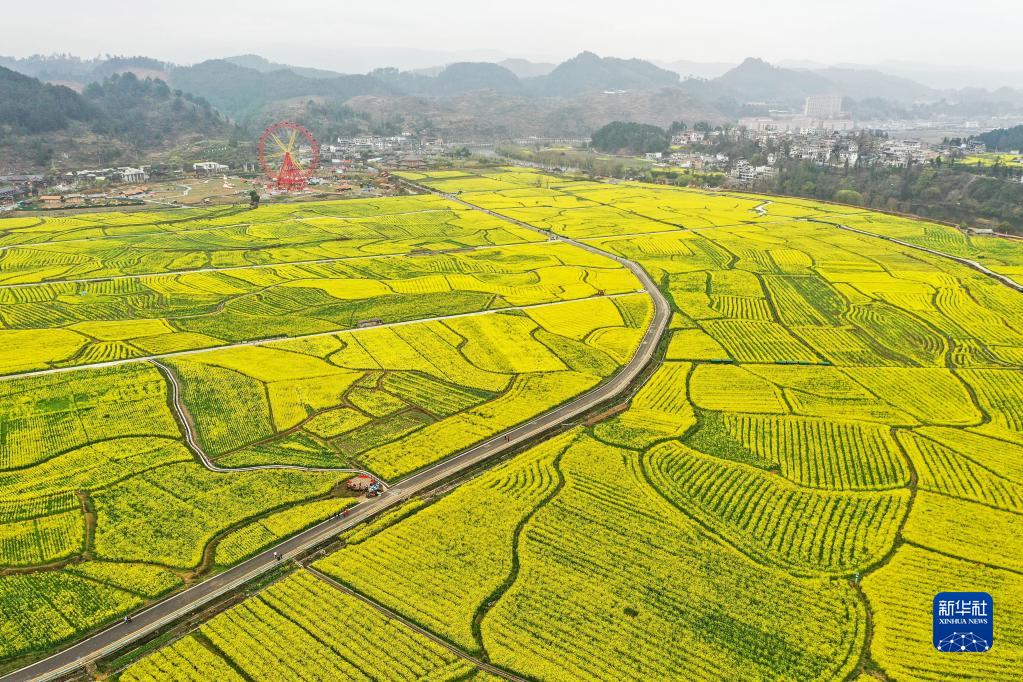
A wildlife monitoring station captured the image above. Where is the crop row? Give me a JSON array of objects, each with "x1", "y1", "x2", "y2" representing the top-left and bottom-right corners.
[
  {"x1": 594, "y1": 362, "x2": 695, "y2": 449},
  {"x1": 123, "y1": 570, "x2": 475, "y2": 682},
  {"x1": 480, "y1": 434, "x2": 863, "y2": 681},
  {"x1": 721, "y1": 413, "x2": 909, "y2": 490},
  {"x1": 316, "y1": 431, "x2": 573, "y2": 650},
  {"x1": 644, "y1": 441, "x2": 908, "y2": 573}
]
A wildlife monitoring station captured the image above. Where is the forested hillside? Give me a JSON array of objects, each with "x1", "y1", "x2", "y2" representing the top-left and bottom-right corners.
[
  {"x1": 0, "y1": 68, "x2": 231, "y2": 170},
  {"x1": 0, "y1": 66, "x2": 93, "y2": 133}
]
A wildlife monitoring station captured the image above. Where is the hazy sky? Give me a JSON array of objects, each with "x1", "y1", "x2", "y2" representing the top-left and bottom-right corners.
[{"x1": 5, "y1": 0, "x2": 1021, "y2": 72}]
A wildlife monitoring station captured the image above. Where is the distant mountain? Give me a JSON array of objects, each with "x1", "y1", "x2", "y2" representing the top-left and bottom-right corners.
[
  {"x1": 498, "y1": 58, "x2": 556, "y2": 79},
  {"x1": 657, "y1": 59, "x2": 735, "y2": 80},
  {"x1": 409, "y1": 65, "x2": 446, "y2": 77},
  {"x1": 529, "y1": 52, "x2": 680, "y2": 96},
  {"x1": 812, "y1": 67, "x2": 935, "y2": 102},
  {"x1": 344, "y1": 86, "x2": 722, "y2": 139},
  {"x1": 435, "y1": 62, "x2": 522, "y2": 95},
  {"x1": 0, "y1": 54, "x2": 170, "y2": 87},
  {"x1": 91, "y1": 56, "x2": 170, "y2": 81},
  {"x1": 952, "y1": 86, "x2": 1023, "y2": 107},
  {"x1": 367, "y1": 62, "x2": 522, "y2": 97},
  {"x1": 169, "y1": 60, "x2": 395, "y2": 121},
  {"x1": 872, "y1": 61, "x2": 1023, "y2": 91},
  {"x1": 222, "y1": 54, "x2": 346, "y2": 80},
  {"x1": 715, "y1": 57, "x2": 835, "y2": 103},
  {"x1": 169, "y1": 52, "x2": 686, "y2": 119},
  {"x1": 699, "y1": 58, "x2": 941, "y2": 106}
]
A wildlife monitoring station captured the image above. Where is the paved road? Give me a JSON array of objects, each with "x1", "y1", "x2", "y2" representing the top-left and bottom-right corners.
[
  {"x1": 1, "y1": 194, "x2": 670, "y2": 682},
  {"x1": 809, "y1": 218, "x2": 1023, "y2": 293},
  {"x1": 0, "y1": 292, "x2": 641, "y2": 384}
]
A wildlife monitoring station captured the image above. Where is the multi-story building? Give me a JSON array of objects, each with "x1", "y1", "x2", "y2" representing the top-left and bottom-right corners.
[
  {"x1": 804, "y1": 94, "x2": 845, "y2": 118},
  {"x1": 119, "y1": 168, "x2": 148, "y2": 183},
  {"x1": 193, "y1": 162, "x2": 229, "y2": 175}
]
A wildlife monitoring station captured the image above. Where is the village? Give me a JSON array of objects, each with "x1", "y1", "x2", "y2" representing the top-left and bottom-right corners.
[
  {"x1": 0, "y1": 136, "x2": 438, "y2": 211},
  {"x1": 645, "y1": 95, "x2": 1020, "y2": 186}
]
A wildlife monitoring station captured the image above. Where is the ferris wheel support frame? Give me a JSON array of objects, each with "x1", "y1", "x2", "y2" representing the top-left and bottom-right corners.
[{"x1": 257, "y1": 121, "x2": 320, "y2": 191}]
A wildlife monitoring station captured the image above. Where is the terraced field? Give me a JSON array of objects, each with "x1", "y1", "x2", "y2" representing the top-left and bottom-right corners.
[{"x1": 9, "y1": 168, "x2": 1023, "y2": 680}]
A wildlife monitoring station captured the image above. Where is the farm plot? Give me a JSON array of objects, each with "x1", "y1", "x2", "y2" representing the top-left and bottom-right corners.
[
  {"x1": 863, "y1": 545, "x2": 1023, "y2": 680},
  {"x1": 315, "y1": 431, "x2": 577, "y2": 651},
  {"x1": 165, "y1": 295, "x2": 647, "y2": 478},
  {"x1": 480, "y1": 435, "x2": 864, "y2": 681},
  {"x1": 0, "y1": 492, "x2": 84, "y2": 567},
  {"x1": 0, "y1": 238, "x2": 641, "y2": 376},
  {"x1": 897, "y1": 428, "x2": 1023, "y2": 512},
  {"x1": 720, "y1": 414, "x2": 909, "y2": 490},
  {"x1": 594, "y1": 362, "x2": 695, "y2": 449},
  {"x1": 0, "y1": 196, "x2": 544, "y2": 286},
  {"x1": 119, "y1": 570, "x2": 479, "y2": 682},
  {"x1": 837, "y1": 211, "x2": 1023, "y2": 280},
  {"x1": 645, "y1": 441, "x2": 908, "y2": 573}
]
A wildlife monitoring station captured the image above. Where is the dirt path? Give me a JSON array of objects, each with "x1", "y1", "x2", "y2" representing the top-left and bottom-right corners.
[{"x1": 150, "y1": 359, "x2": 387, "y2": 482}]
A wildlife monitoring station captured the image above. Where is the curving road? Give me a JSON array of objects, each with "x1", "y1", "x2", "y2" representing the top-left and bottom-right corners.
[{"x1": 1, "y1": 192, "x2": 670, "y2": 682}]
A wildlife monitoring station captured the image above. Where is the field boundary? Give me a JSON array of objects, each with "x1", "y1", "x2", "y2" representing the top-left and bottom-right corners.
[
  {"x1": 0, "y1": 291, "x2": 644, "y2": 383},
  {"x1": 303, "y1": 565, "x2": 528, "y2": 682},
  {"x1": 805, "y1": 217, "x2": 1023, "y2": 293},
  {"x1": 151, "y1": 359, "x2": 386, "y2": 481}
]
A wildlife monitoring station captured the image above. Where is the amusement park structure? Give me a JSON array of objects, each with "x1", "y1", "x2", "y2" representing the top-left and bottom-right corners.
[{"x1": 258, "y1": 121, "x2": 319, "y2": 191}]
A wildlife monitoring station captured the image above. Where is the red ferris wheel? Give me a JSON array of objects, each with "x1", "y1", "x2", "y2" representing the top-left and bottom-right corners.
[{"x1": 258, "y1": 121, "x2": 319, "y2": 191}]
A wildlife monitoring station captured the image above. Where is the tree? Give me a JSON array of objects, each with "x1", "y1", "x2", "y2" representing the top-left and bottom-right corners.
[
  {"x1": 590, "y1": 121, "x2": 669, "y2": 154},
  {"x1": 249, "y1": 189, "x2": 260, "y2": 208},
  {"x1": 834, "y1": 189, "x2": 864, "y2": 205}
]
